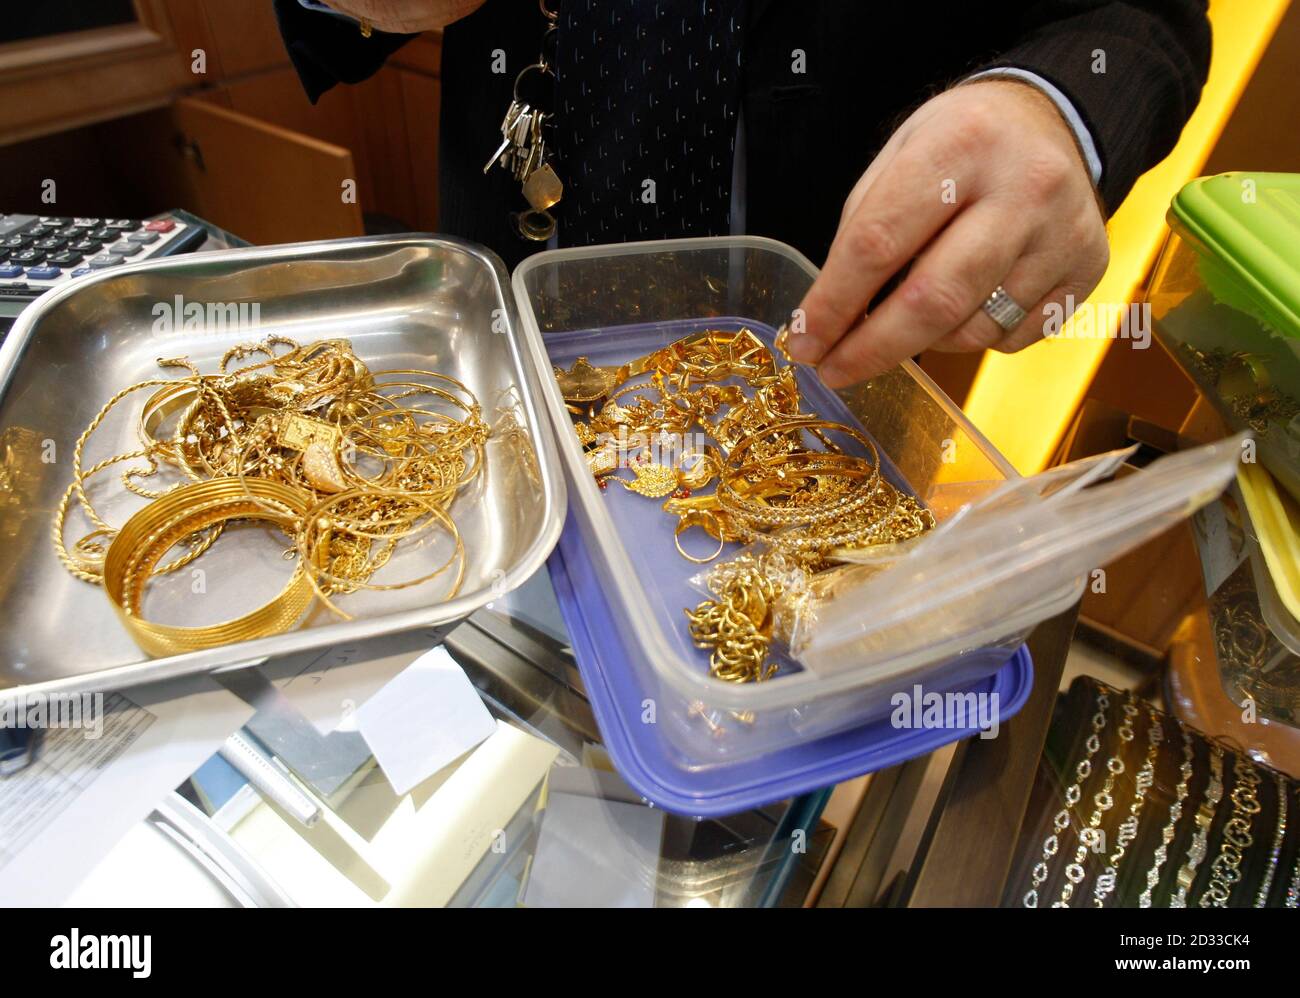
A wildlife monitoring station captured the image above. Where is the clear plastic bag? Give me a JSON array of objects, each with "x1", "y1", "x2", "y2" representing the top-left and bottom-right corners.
[
  {"x1": 792, "y1": 436, "x2": 1246, "y2": 677},
  {"x1": 685, "y1": 545, "x2": 816, "y2": 654}
]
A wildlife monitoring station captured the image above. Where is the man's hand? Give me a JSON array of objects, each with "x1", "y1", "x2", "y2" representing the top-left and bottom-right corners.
[
  {"x1": 790, "y1": 79, "x2": 1110, "y2": 388},
  {"x1": 322, "y1": 0, "x2": 485, "y2": 33}
]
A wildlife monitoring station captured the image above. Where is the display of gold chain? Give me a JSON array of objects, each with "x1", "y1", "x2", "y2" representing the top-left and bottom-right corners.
[
  {"x1": 1026, "y1": 680, "x2": 1300, "y2": 909},
  {"x1": 1287, "y1": 783, "x2": 1300, "y2": 908},
  {"x1": 1198, "y1": 753, "x2": 1262, "y2": 907},
  {"x1": 1138, "y1": 722, "x2": 1195, "y2": 908},
  {"x1": 1023, "y1": 686, "x2": 1110, "y2": 908},
  {"x1": 1170, "y1": 743, "x2": 1226, "y2": 907},
  {"x1": 1255, "y1": 772, "x2": 1288, "y2": 907},
  {"x1": 1092, "y1": 704, "x2": 1163, "y2": 907},
  {"x1": 1056, "y1": 694, "x2": 1134, "y2": 907}
]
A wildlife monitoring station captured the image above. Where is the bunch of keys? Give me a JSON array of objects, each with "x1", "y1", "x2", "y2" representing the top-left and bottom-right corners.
[
  {"x1": 483, "y1": 14, "x2": 564, "y2": 241},
  {"x1": 483, "y1": 98, "x2": 547, "y2": 183}
]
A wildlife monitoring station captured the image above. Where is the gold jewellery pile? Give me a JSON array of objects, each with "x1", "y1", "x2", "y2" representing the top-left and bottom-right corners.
[
  {"x1": 554, "y1": 327, "x2": 934, "y2": 683},
  {"x1": 53, "y1": 336, "x2": 489, "y2": 656}
]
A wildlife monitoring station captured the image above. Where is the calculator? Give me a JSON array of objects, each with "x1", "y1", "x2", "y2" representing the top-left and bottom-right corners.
[{"x1": 0, "y1": 213, "x2": 205, "y2": 314}]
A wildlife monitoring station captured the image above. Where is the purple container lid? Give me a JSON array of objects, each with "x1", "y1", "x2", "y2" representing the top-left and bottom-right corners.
[{"x1": 547, "y1": 517, "x2": 1034, "y2": 816}]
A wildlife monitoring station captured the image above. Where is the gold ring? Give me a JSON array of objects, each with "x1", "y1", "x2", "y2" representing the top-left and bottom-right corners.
[{"x1": 674, "y1": 510, "x2": 726, "y2": 564}]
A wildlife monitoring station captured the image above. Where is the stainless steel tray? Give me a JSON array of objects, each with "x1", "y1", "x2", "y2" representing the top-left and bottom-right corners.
[{"x1": 0, "y1": 235, "x2": 565, "y2": 704}]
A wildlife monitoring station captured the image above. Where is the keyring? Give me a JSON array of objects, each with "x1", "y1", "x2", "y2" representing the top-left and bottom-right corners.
[{"x1": 513, "y1": 61, "x2": 555, "y2": 103}]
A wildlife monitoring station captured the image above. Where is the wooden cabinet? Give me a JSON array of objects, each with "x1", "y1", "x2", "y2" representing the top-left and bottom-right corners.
[
  {"x1": 0, "y1": 1, "x2": 189, "y2": 146},
  {"x1": 174, "y1": 97, "x2": 363, "y2": 244},
  {"x1": 0, "y1": 1, "x2": 441, "y2": 244}
]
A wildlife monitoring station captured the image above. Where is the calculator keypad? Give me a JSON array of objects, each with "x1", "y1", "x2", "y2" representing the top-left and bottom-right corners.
[{"x1": 0, "y1": 213, "x2": 192, "y2": 292}]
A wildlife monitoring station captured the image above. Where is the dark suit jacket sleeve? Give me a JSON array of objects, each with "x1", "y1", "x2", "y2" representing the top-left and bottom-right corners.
[
  {"x1": 977, "y1": 1, "x2": 1212, "y2": 212},
  {"x1": 272, "y1": 0, "x2": 418, "y2": 103}
]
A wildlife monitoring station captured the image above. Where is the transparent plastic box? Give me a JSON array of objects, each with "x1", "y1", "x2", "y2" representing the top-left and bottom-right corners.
[
  {"x1": 512, "y1": 237, "x2": 1044, "y2": 763},
  {"x1": 1147, "y1": 172, "x2": 1300, "y2": 503},
  {"x1": 1190, "y1": 476, "x2": 1300, "y2": 730}
]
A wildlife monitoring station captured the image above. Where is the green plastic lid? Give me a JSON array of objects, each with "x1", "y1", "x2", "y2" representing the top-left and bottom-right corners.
[{"x1": 1169, "y1": 172, "x2": 1300, "y2": 339}]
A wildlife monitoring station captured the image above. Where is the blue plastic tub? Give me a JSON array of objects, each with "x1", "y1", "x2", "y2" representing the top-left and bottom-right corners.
[
  {"x1": 543, "y1": 313, "x2": 1035, "y2": 811},
  {"x1": 515, "y1": 238, "x2": 1040, "y2": 789},
  {"x1": 536, "y1": 314, "x2": 1035, "y2": 802}
]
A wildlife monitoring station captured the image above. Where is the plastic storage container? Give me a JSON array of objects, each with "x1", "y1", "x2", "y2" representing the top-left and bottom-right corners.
[
  {"x1": 512, "y1": 236, "x2": 1047, "y2": 765},
  {"x1": 1190, "y1": 466, "x2": 1300, "y2": 729},
  {"x1": 1148, "y1": 172, "x2": 1300, "y2": 503},
  {"x1": 514, "y1": 237, "x2": 1241, "y2": 778}
]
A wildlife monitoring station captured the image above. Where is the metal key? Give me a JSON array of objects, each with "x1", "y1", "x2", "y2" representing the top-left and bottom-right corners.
[
  {"x1": 483, "y1": 99, "x2": 529, "y2": 174},
  {"x1": 515, "y1": 112, "x2": 540, "y2": 181},
  {"x1": 508, "y1": 108, "x2": 537, "y2": 177}
]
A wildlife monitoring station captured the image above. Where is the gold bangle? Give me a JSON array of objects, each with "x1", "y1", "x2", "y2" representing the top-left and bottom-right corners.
[
  {"x1": 719, "y1": 418, "x2": 882, "y2": 527},
  {"x1": 102, "y1": 479, "x2": 316, "y2": 657},
  {"x1": 295, "y1": 488, "x2": 466, "y2": 620},
  {"x1": 720, "y1": 457, "x2": 883, "y2": 528},
  {"x1": 138, "y1": 382, "x2": 199, "y2": 457}
]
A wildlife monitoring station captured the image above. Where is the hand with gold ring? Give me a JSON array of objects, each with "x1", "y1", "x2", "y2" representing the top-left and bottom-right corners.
[{"x1": 790, "y1": 78, "x2": 1110, "y2": 387}]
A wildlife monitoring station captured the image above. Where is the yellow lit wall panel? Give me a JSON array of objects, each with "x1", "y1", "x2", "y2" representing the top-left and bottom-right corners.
[{"x1": 962, "y1": 0, "x2": 1291, "y2": 474}]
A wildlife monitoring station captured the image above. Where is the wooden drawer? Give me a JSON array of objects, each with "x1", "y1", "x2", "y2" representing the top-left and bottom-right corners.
[{"x1": 0, "y1": 2, "x2": 440, "y2": 244}]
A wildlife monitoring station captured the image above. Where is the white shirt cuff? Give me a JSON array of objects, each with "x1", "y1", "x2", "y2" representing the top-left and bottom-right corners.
[{"x1": 965, "y1": 67, "x2": 1103, "y2": 187}]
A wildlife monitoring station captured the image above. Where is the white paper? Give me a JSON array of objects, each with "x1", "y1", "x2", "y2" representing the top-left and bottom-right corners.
[
  {"x1": 65, "y1": 817, "x2": 241, "y2": 909},
  {"x1": 0, "y1": 677, "x2": 254, "y2": 906},
  {"x1": 267, "y1": 628, "x2": 440, "y2": 735},
  {"x1": 355, "y1": 646, "x2": 496, "y2": 796}
]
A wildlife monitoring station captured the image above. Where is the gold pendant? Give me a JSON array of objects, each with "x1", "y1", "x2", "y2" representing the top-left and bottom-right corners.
[
  {"x1": 276, "y1": 413, "x2": 347, "y2": 493},
  {"x1": 620, "y1": 461, "x2": 678, "y2": 498},
  {"x1": 553, "y1": 357, "x2": 627, "y2": 404},
  {"x1": 276, "y1": 412, "x2": 341, "y2": 452},
  {"x1": 586, "y1": 442, "x2": 620, "y2": 478},
  {"x1": 300, "y1": 442, "x2": 348, "y2": 494}
]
